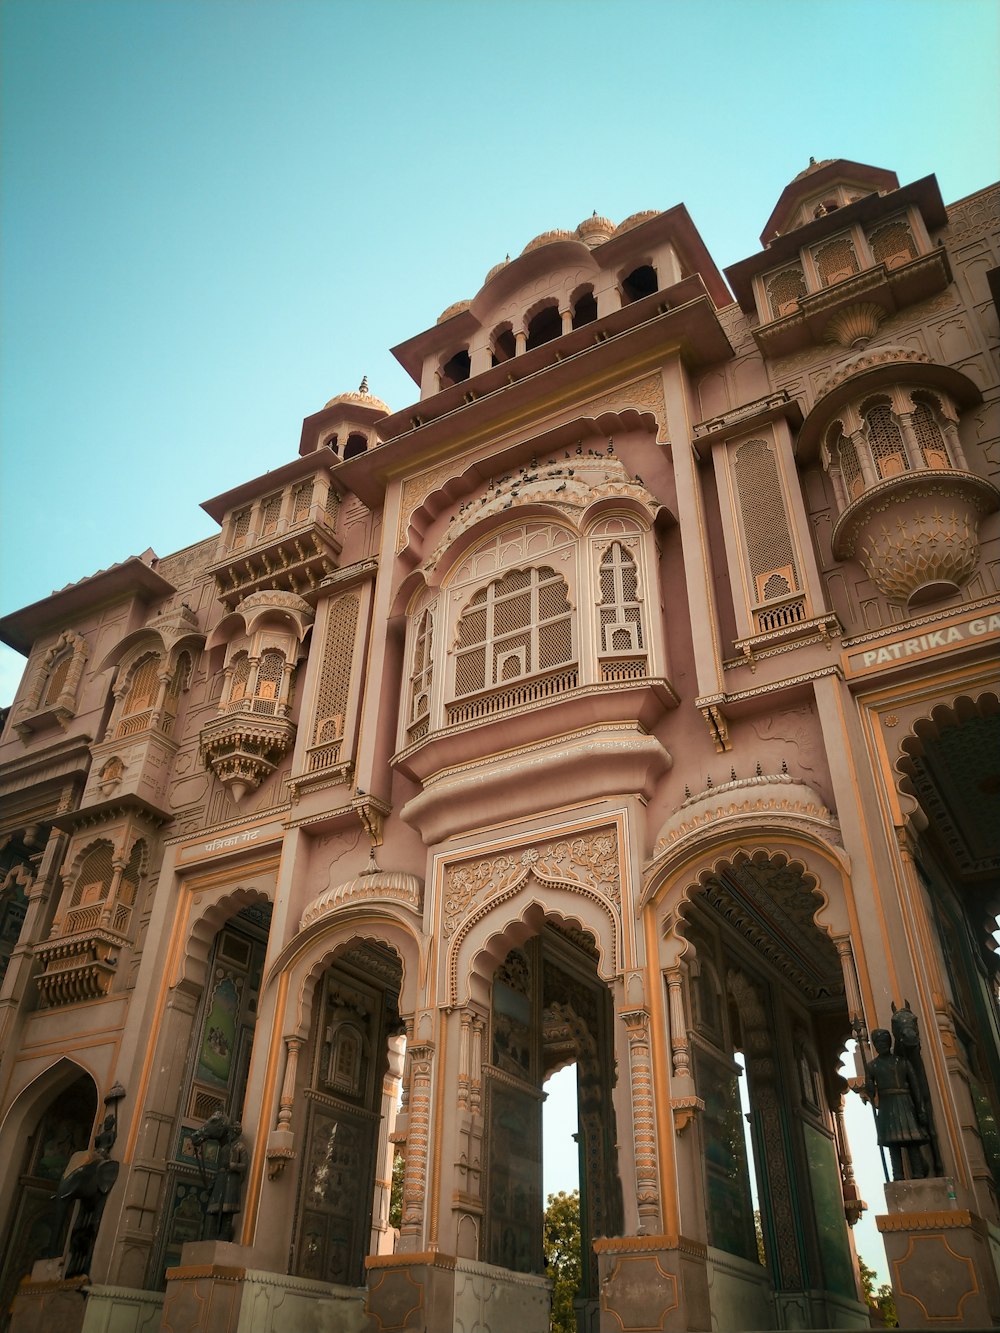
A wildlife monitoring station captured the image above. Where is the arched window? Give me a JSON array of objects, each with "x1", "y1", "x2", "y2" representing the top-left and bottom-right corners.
[
  {"x1": 911, "y1": 398, "x2": 950, "y2": 468},
  {"x1": 162, "y1": 651, "x2": 192, "y2": 733},
  {"x1": 292, "y1": 480, "x2": 314, "y2": 523},
  {"x1": 119, "y1": 840, "x2": 146, "y2": 911},
  {"x1": 571, "y1": 288, "x2": 598, "y2": 329},
  {"x1": 621, "y1": 264, "x2": 658, "y2": 304},
  {"x1": 227, "y1": 651, "x2": 251, "y2": 710},
  {"x1": 252, "y1": 649, "x2": 287, "y2": 715},
  {"x1": 453, "y1": 566, "x2": 573, "y2": 697},
  {"x1": 116, "y1": 654, "x2": 161, "y2": 738},
  {"x1": 813, "y1": 235, "x2": 859, "y2": 287},
  {"x1": 409, "y1": 608, "x2": 434, "y2": 735},
  {"x1": 42, "y1": 649, "x2": 73, "y2": 707},
  {"x1": 526, "y1": 305, "x2": 561, "y2": 350},
  {"x1": 229, "y1": 507, "x2": 252, "y2": 550},
  {"x1": 344, "y1": 432, "x2": 368, "y2": 460},
  {"x1": 598, "y1": 543, "x2": 644, "y2": 654},
  {"x1": 831, "y1": 425, "x2": 864, "y2": 502},
  {"x1": 766, "y1": 264, "x2": 807, "y2": 319},
  {"x1": 864, "y1": 401, "x2": 908, "y2": 479},
  {"x1": 491, "y1": 324, "x2": 516, "y2": 365},
  {"x1": 439, "y1": 349, "x2": 471, "y2": 387},
  {"x1": 70, "y1": 841, "x2": 115, "y2": 913},
  {"x1": 868, "y1": 218, "x2": 917, "y2": 270}
]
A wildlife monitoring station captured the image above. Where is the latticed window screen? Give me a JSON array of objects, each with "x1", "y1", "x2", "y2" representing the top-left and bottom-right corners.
[
  {"x1": 292, "y1": 480, "x2": 314, "y2": 523},
  {"x1": 453, "y1": 566, "x2": 573, "y2": 697},
  {"x1": 813, "y1": 235, "x2": 859, "y2": 287},
  {"x1": 912, "y1": 401, "x2": 949, "y2": 467},
  {"x1": 733, "y1": 439, "x2": 798, "y2": 602},
  {"x1": 311, "y1": 595, "x2": 359, "y2": 745},
  {"x1": 864, "y1": 403, "x2": 908, "y2": 478},
  {"x1": 229, "y1": 652, "x2": 251, "y2": 706},
  {"x1": 260, "y1": 493, "x2": 282, "y2": 537},
  {"x1": 119, "y1": 841, "x2": 146, "y2": 908},
  {"x1": 72, "y1": 842, "x2": 114, "y2": 908},
  {"x1": 832, "y1": 428, "x2": 864, "y2": 501},
  {"x1": 324, "y1": 486, "x2": 340, "y2": 526},
  {"x1": 766, "y1": 265, "x2": 807, "y2": 319},
  {"x1": 117, "y1": 655, "x2": 160, "y2": 735},
  {"x1": 162, "y1": 653, "x2": 192, "y2": 730},
  {"x1": 598, "y1": 543, "x2": 644, "y2": 653},
  {"x1": 410, "y1": 609, "x2": 433, "y2": 723},
  {"x1": 43, "y1": 652, "x2": 72, "y2": 706},
  {"x1": 254, "y1": 650, "x2": 286, "y2": 712},
  {"x1": 230, "y1": 507, "x2": 251, "y2": 550},
  {"x1": 868, "y1": 219, "x2": 917, "y2": 269}
]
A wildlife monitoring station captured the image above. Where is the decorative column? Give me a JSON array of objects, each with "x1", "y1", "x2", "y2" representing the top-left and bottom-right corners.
[
  {"x1": 849, "y1": 427, "x2": 878, "y2": 488},
  {"x1": 896, "y1": 412, "x2": 924, "y2": 471},
  {"x1": 621, "y1": 1007, "x2": 660, "y2": 1234},
  {"x1": 514, "y1": 329, "x2": 527, "y2": 357},
  {"x1": 265, "y1": 1034, "x2": 303, "y2": 1178},
  {"x1": 400, "y1": 1041, "x2": 434, "y2": 1246}
]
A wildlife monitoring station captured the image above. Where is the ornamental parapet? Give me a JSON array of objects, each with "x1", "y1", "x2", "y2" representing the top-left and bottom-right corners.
[{"x1": 35, "y1": 925, "x2": 129, "y2": 1005}]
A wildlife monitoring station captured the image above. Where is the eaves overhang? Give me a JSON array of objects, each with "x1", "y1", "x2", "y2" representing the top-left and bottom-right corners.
[
  {"x1": 726, "y1": 176, "x2": 947, "y2": 311},
  {"x1": 202, "y1": 452, "x2": 339, "y2": 523},
  {"x1": 335, "y1": 288, "x2": 734, "y2": 509},
  {"x1": 1, "y1": 557, "x2": 176, "y2": 655},
  {"x1": 692, "y1": 390, "x2": 804, "y2": 460}
]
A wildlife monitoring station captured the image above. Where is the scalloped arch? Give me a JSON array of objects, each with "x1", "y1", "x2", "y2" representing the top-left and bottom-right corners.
[
  {"x1": 447, "y1": 878, "x2": 620, "y2": 1008},
  {"x1": 177, "y1": 883, "x2": 274, "y2": 993}
]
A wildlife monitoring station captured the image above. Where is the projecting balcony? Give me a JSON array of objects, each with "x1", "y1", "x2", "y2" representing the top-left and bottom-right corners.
[
  {"x1": 394, "y1": 663, "x2": 678, "y2": 842},
  {"x1": 35, "y1": 922, "x2": 129, "y2": 1006},
  {"x1": 207, "y1": 510, "x2": 342, "y2": 608},
  {"x1": 199, "y1": 699, "x2": 297, "y2": 804}
]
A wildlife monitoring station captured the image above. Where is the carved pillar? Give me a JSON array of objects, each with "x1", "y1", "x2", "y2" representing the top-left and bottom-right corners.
[
  {"x1": 897, "y1": 412, "x2": 924, "y2": 470},
  {"x1": 265, "y1": 1033, "x2": 304, "y2": 1178},
  {"x1": 400, "y1": 1041, "x2": 434, "y2": 1247},
  {"x1": 560, "y1": 307, "x2": 572, "y2": 335},
  {"x1": 621, "y1": 1008, "x2": 660, "y2": 1234},
  {"x1": 850, "y1": 427, "x2": 878, "y2": 488},
  {"x1": 514, "y1": 330, "x2": 527, "y2": 357},
  {"x1": 941, "y1": 417, "x2": 968, "y2": 469},
  {"x1": 664, "y1": 968, "x2": 691, "y2": 1081},
  {"x1": 834, "y1": 935, "x2": 865, "y2": 1033},
  {"x1": 99, "y1": 852, "x2": 128, "y2": 927}
]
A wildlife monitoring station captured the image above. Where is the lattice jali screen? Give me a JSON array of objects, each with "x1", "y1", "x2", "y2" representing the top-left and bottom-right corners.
[
  {"x1": 253, "y1": 650, "x2": 286, "y2": 714},
  {"x1": 228, "y1": 652, "x2": 251, "y2": 707},
  {"x1": 733, "y1": 439, "x2": 799, "y2": 603},
  {"x1": 292, "y1": 480, "x2": 314, "y2": 524},
  {"x1": 598, "y1": 543, "x2": 645, "y2": 655},
  {"x1": 325, "y1": 486, "x2": 340, "y2": 527},
  {"x1": 117, "y1": 655, "x2": 161, "y2": 737},
  {"x1": 912, "y1": 401, "x2": 950, "y2": 468},
  {"x1": 831, "y1": 427, "x2": 864, "y2": 501},
  {"x1": 409, "y1": 609, "x2": 433, "y2": 726},
  {"x1": 43, "y1": 653, "x2": 72, "y2": 707},
  {"x1": 766, "y1": 264, "x2": 807, "y2": 319},
  {"x1": 311, "y1": 594, "x2": 360, "y2": 751},
  {"x1": 119, "y1": 840, "x2": 146, "y2": 909},
  {"x1": 453, "y1": 566, "x2": 572, "y2": 696},
  {"x1": 813, "y1": 235, "x2": 859, "y2": 287},
  {"x1": 868, "y1": 219, "x2": 917, "y2": 270},
  {"x1": 864, "y1": 403, "x2": 909, "y2": 478},
  {"x1": 230, "y1": 507, "x2": 251, "y2": 550},
  {"x1": 70, "y1": 842, "x2": 114, "y2": 910},
  {"x1": 260, "y1": 493, "x2": 282, "y2": 537}
]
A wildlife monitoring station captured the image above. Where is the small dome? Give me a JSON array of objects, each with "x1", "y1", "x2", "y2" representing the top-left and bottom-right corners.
[
  {"x1": 484, "y1": 258, "x2": 510, "y2": 284},
  {"x1": 521, "y1": 228, "x2": 574, "y2": 255},
  {"x1": 437, "y1": 298, "x2": 471, "y2": 324},
  {"x1": 791, "y1": 156, "x2": 835, "y2": 183},
  {"x1": 300, "y1": 868, "x2": 423, "y2": 928},
  {"x1": 576, "y1": 214, "x2": 615, "y2": 246},
  {"x1": 324, "y1": 376, "x2": 391, "y2": 415},
  {"x1": 614, "y1": 209, "x2": 659, "y2": 236}
]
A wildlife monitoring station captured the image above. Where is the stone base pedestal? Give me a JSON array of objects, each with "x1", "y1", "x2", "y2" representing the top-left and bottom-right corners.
[
  {"x1": 364, "y1": 1253, "x2": 550, "y2": 1333},
  {"x1": 8, "y1": 1272, "x2": 88, "y2": 1333},
  {"x1": 594, "y1": 1234, "x2": 710, "y2": 1332},
  {"x1": 877, "y1": 1178, "x2": 1000, "y2": 1328},
  {"x1": 161, "y1": 1241, "x2": 369, "y2": 1332}
]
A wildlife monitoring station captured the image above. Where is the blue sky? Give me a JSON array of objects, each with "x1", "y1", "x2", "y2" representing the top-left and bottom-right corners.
[{"x1": 1, "y1": 0, "x2": 997, "y2": 1277}]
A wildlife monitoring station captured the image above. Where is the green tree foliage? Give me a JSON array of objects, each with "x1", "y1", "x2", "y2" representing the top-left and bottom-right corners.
[
  {"x1": 388, "y1": 1150, "x2": 405, "y2": 1229},
  {"x1": 859, "y1": 1256, "x2": 898, "y2": 1327},
  {"x1": 543, "y1": 1189, "x2": 581, "y2": 1333}
]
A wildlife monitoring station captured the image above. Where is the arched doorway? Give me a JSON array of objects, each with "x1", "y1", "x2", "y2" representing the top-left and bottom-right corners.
[
  {"x1": 896, "y1": 691, "x2": 1000, "y2": 1213},
  {"x1": 485, "y1": 921, "x2": 623, "y2": 1323},
  {"x1": 290, "y1": 937, "x2": 405, "y2": 1287},
  {"x1": 679, "y1": 849, "x2": 865, "y2": 1329},
  {"x1": 0, "y1": 1069, "x2": 98, "y2": 1328}
]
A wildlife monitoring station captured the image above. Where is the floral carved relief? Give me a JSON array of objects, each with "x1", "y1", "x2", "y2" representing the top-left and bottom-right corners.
[{"x1": 442, "y1": 827, "x2": 621, "y2": 940}]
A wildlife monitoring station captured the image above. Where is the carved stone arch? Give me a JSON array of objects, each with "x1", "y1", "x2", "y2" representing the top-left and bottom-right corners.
[
  {"x1": 434, "y1": 512, "x2": 580, "y2": 593},
  {"x1": 177, "y1": 883, "x2": 274, "y2": 995},
  {"x1": 0, "y1": 1055, "x2": 99, "y2": 1146},
  {"x1": 648, "y1": 837, "x2": 850, "y2": 985},
  {"x1": 275, "y1": 914, "x2": 422, "y2": 1039},
  {"x1": 523, "y1": 293, "x2": 561, "y2": 329},
  {"x1": 448, "y1": 880, "x2": 620, "y2": 1009}
]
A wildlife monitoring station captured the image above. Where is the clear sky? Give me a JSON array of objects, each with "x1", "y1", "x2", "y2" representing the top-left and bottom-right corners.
[{"x1": 1, "y1": 0, "x2": 997, "y2": 1280}]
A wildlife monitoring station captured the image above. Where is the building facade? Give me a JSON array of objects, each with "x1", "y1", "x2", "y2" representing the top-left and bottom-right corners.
[{"x1": 1, "y1": 158, "x2": 998, "y2": 1333}]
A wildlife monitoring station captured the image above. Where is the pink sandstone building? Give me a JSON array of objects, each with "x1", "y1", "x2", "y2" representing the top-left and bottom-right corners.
[{"x1": 0, "y1": 157, "x2": 998, "y2": 1332}]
